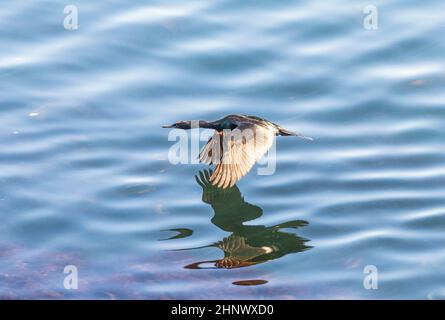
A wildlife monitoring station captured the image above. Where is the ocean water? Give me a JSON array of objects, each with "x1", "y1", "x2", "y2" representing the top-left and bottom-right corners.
[{"x1": 1, "y1": 0, "x2": 445, "y2": 299}]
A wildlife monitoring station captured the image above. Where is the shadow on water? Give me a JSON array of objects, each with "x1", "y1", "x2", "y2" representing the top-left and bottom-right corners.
[{"x1": 166, "y1": 169, "x2": 313, "y2": 270}]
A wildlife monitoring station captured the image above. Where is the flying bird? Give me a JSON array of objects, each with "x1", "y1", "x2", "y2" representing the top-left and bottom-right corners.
[{"x1": 163, "y1": 114, "x2": 312, "y2": 188}]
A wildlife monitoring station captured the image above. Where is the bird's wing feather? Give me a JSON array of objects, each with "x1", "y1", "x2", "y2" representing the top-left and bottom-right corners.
[
  {"x1": 206, "y1": 123, "x2": 274, "y2": 188},
  {"x1": 199, "y1": 132, "x2": 222, "y2": 165}
]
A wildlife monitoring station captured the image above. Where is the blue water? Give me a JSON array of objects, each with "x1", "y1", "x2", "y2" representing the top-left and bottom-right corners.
[{"x1": 1, "y1": 0, "x2": 445, "y2": 299}]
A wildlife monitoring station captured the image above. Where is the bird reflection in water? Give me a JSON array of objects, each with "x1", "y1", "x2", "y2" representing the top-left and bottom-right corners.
[{"x1": 170, "y1": 170, "x2": 312, "y2": 269}]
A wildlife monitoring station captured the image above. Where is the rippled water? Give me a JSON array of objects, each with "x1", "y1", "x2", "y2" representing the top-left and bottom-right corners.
[{"x1": 1, "y1": 0, "x2": 445, "y2": 299}]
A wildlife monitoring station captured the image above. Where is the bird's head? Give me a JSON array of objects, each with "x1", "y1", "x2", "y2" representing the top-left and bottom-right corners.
[{"x1": 162, "y1": 120, "x2": 192, "y2": 129}]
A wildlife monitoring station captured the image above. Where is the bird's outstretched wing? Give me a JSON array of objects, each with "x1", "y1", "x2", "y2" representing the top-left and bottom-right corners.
[
  {"x1": 199, "y1": 123, "x2": 275, "y2": 188},
  {"x1": 199, "y1": 132, "x2": 222, "y2": 165}
]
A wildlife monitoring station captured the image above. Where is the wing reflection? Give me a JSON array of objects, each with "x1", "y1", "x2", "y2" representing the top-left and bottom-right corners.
[{"x1": 173, "y1": 169, "x2": 312, "y2": 269}]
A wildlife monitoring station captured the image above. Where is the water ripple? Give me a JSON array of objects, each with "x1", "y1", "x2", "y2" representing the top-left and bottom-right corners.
[{"x1": 1, "y1": 0, "x2": 445, "y2": 299}]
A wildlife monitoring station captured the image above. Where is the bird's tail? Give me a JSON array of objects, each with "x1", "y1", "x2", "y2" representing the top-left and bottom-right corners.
[{"x1": 278, "y1": 127, "x2": 313, "y2": 140}]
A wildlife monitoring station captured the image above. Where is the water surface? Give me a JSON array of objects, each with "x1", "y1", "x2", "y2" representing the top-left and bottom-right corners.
[{"x1": 1, "y1": 0, "x2": 445, "y2": 299}]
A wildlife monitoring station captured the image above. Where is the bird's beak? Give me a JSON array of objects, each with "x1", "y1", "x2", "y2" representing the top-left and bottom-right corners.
[
  {"x1": 162, "y1": 124, "x2": 174, "y2": 128},
  {"x1": 296, "y1": 133, "x2": 314, "y2": 141}
]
